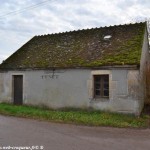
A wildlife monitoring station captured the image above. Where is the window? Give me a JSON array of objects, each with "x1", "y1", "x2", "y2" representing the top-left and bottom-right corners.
[{"x1": 94, "y1": 75, "x2": 109, "y2": 98}]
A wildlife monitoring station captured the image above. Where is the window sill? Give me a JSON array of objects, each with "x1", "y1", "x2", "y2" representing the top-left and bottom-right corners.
[{"x1": 90, "y1": 97, "x2": 109, "y2": 102}]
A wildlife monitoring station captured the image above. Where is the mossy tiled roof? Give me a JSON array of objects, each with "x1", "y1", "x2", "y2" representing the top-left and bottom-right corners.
[{"x1": 0, "y1": 22, "x2": 146, "y2": 69}]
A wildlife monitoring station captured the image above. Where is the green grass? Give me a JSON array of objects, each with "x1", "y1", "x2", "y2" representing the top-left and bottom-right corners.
[{"x1": 0, "y1": 103, "x2": 149, "y2": 128}]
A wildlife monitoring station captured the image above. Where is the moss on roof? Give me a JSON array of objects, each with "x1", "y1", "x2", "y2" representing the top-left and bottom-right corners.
[{"x1": 0, "y1": 22, "x2": 146, "y2": 69}]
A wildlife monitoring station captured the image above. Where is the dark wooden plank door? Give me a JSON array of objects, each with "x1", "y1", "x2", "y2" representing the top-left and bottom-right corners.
[{"x1": 13, "y1": 75, "x2": 23, "y2": 105}]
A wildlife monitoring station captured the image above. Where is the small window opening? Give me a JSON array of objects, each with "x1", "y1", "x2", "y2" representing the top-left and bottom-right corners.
[{"x1": 94, "y1": 75, "x2": 109, "y2": 98}]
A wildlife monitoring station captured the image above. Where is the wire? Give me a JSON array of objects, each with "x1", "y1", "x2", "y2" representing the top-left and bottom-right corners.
[{"x1": 0, "y1": 0, "x2": 55, "y2": 19}]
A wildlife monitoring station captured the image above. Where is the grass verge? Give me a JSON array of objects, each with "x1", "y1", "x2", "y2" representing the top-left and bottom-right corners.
[{"x1": 0, "y1": 103, "x2": 149, "y2": 128}]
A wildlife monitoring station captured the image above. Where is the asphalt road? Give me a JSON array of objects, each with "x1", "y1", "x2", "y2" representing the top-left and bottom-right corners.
[{"x1": 0, "y1": 115, "x2": 150, "y2": 150}]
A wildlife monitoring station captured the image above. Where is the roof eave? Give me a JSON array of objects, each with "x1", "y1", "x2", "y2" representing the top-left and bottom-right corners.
[{"x1": 0, "y1": 65, "x2": 139, "y2": 72}]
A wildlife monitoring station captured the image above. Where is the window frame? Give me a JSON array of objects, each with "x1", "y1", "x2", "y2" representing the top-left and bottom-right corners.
[{"x1": 94, "y1": 74, "x2": 109, "y2": 98}]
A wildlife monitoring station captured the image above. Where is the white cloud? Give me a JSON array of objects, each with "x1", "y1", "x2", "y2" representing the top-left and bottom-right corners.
[{"x1": 0, "y1": 0, "x2": 150, "y2": 63}]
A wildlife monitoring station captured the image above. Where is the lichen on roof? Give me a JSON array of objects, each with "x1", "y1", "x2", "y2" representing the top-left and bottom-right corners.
[{"x1": 0, "y1": 22, "x2": 146, "y2": 69}]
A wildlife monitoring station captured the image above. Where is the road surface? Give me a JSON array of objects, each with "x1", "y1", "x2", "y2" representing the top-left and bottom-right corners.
[{"x1": 0, "y1": 115, "x2": 150, "y2": 150}]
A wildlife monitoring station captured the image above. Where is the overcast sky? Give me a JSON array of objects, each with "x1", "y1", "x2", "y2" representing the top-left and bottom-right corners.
[{"x1": 0, "y1": 0, "x2": 150, "y2": 63}]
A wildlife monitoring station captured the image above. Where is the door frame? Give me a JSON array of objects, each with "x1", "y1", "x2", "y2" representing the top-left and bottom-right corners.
[{"x1": 12, "y1": 73, "x2": 24, "y2": 105}]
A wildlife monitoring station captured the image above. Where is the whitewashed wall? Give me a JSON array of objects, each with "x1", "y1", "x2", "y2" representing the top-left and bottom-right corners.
[{"x1": 0, "y1": 68, "x2": 143, "y2": 115}]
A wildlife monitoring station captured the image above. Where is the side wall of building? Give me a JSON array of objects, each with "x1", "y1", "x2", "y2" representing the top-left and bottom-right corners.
[
  {"x1": 140, "y1": 27, "x2": 150, "y2": 104},
  {"x1": 0, "y1": 68, "x2": 142, "y2": 115}
]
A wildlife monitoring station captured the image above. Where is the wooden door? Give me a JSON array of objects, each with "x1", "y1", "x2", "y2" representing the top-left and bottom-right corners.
[{"x1": 13, "y1": 75, "x2": 23, "y2": 105}]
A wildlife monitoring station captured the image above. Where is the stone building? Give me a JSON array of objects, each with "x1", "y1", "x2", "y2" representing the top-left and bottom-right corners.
[{"x1": 0, "y1": 22, "x2": 149, "y2": 115}]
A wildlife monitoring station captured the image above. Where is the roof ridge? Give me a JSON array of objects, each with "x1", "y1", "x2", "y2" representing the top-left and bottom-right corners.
[{"x1": 35, "y1": 22, "x2": 145, "y2": 37}]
